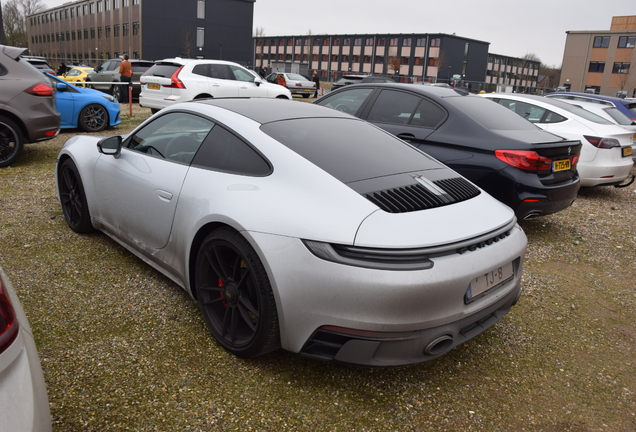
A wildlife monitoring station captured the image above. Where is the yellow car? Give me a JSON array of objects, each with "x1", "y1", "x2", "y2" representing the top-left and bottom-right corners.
[{"x1": 59, "y1": 67, "x2": 93, "y2": 87}]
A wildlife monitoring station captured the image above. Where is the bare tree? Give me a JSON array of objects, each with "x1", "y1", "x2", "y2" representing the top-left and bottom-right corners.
[
  {"x1": 1, "y1": 1, "x2": 6, "y2": 45},
  {"x1": 387, "y1": 47, "x2": 400, "y2": 75},
  {"x1": 254, "y1": 26, "x2": 264, "y2": 66},
  {"x1": 181, "y1": 29, "x2": 193, "y2": 58},
  {"x1": 303, "y1": 29, "x2": 313, "y2": 63},
  {"x1": 3, "y1": 0, "x2": 45, "y2": 47},
  {"x1": 523, "y1": 52, "x2": 541, "y2": 63},
  {"x1": 616, "y1": 66, "x2": 636, "y2": 95}
]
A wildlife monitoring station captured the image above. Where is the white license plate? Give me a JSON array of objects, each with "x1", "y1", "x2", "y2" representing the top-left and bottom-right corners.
[{"x1": 465, "y1": 262, "x2": 514, "y2": 303}]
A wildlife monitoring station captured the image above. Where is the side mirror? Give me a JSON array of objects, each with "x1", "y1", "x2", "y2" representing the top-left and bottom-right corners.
[
  {"x1": 254, "y1": 77, "x2": 262, "y2": 87},
  {"x1": 56, "y1": 82, "x2": 67, "y2": 91},
  {"x1": 97, "y1": 135, "x2": 122, "y2": 158},
  {"x1": 94, "y1": 65, "x2": 102, "y2": 72}
]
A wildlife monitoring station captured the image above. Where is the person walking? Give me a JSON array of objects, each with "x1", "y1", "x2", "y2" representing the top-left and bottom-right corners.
[
  {"x1": 57, "y1": 62, "x2": 68, "y2": 75},
  {"x1": 312, "y1": 70, "x2": 320, "y2": 98},
  {"x1": 118, "y1": 54, "x2": 133, "y2": 103},
  {"x1": 259, "y1": 66, "x2": 266, "y2": 78}
]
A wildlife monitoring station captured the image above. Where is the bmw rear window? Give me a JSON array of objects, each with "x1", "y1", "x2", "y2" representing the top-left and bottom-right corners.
[
  {"x1": 446, "y1": 96, "x2": 540, "y2": 131},
  {"x1": 260, "y1": 117, "x2": 442, "y2": 184}
]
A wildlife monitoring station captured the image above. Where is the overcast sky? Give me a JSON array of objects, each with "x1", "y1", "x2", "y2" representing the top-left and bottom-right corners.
[{"x1": 43, "y1": 0, "x2": 634, "y2": 66}]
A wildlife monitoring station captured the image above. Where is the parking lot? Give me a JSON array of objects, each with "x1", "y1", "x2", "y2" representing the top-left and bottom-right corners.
[{"x1": 1, "y1": 105, "x2": 635, "y2": 431}]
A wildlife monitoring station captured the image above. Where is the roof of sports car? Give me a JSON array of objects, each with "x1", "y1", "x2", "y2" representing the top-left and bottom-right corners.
[{"x1": 193, "y1": 98, "x2": 353, "y2": 124}]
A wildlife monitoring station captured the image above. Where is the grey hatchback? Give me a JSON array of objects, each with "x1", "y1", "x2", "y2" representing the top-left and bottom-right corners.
[{"x1": 0, "y1": 45, "x2": 60, "y2": 167}]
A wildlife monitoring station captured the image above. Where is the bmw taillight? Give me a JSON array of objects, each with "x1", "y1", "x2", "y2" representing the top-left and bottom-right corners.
[
  {"x1": 495, "y1": 150, "x2": 552, "y2": 171},
  {"x1": 584, "y1": 136, "x2": 621, "y2": 149},
  {"x1": 164, "y1": 66, "x2": 186, "y2": 89},
  {"x1": 0, "y1": 277, "x2": 18, "y2": 354},
  {"x1": 24, "y1": 83, "x2": 55, "y2": 97}
]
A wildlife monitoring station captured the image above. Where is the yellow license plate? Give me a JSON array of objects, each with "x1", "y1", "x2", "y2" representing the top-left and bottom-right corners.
[
  {"x1": 623, "y1": 146, "x2": 633, "y2": 157},
  {"x1": 553, "y1": 159, "x2": 571, "y2": 172},
  {"x1": 148, "y1": 83, "x2": 160, "y2": 90}
]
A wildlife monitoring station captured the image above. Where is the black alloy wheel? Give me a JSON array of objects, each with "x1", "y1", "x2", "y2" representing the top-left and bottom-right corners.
[
  {"x1": 58, "y1": 159, "x2": 94, "y2": 233},
  {"x1": 111, "y1": 84, "x2": 122, "y2": 102},
  {"x1": 79, "y1": 104, "x2": 109, "y2": 132},
  {"x1": 195, "y1": 228, "x2": 280, "y2": 358},
  {"x1": 0, "y1": 116, "x2": 24, "y2": 168}
]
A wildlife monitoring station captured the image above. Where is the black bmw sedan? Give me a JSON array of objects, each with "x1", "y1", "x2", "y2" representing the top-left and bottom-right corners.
[{"x1": 315, "y1": 84, "x2": 582, "y2": 220}]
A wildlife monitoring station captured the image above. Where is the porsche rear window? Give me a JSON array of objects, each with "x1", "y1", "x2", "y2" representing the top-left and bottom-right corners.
[{"x1": 260, "y1": 117, "x2": 442, "y2": 184}]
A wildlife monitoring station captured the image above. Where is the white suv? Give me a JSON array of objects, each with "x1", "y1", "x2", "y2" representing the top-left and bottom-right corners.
[{"x1": 139, "y1": 58, "x2": 291, "y2": 112}]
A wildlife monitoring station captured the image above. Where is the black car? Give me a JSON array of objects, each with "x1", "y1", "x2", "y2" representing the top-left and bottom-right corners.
[
  {"x1": 331, "y1": 75, "x2": 394, "y2": 90},
  {"x1": 315, "y1": 83, "x2": 582, "y2": 220}
]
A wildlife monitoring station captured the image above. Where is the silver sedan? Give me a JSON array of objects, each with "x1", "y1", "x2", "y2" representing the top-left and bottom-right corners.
[
  {"x1": 265, "y1": 73, "x2": 316, "y2": 97},
  {"x1": 56, "y1": 98, "x2": 526, "y2": 366}
]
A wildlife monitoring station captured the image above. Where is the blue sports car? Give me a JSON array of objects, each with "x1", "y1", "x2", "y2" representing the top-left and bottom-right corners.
[{"x1": 45, "y1": 73, "x2": 121, "y2": 132}]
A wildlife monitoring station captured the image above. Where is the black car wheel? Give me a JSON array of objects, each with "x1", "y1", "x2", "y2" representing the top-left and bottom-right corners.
[
  {"x1": 195, "y1": 228, "x2": 280, "y2": 358},
  {"x1": 302, "y1": 93, "x2": 311, "y2": 99},
  {"x1": 79, "y1": 104, "x2": 109, "y2": 132},
  {"x1": 0, "y1": 116, "x2": 24, "y2": 168},
  {"x1": 111, "y1": 85, "x2": 122, "y2": 102},
  {"x1": 58, "y1": 159, "x2": 94, "y2": 233}
]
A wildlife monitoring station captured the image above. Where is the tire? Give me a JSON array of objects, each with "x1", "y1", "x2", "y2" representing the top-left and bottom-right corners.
[
  {"x1": 111, "y1": 84, "x2": 122, "y2": 102},
  {"x1": 195, "y1": 228, "x2": 280, "y2": 358},
  {"x1": 78, "y1": 104, "x2": 109, "y2": 132},
  {"x1": 86, "y1": 80, "x2": 94, "y2": 89},
  {"x1": 58, "y1": 159, "x2": 94, "y2": 233},
  {"x1": 0, "y1": 115, "x2": 24, "y2": 168},
  {"x1": 302, "y1": 93, "x2": 310, "y2": 99}
]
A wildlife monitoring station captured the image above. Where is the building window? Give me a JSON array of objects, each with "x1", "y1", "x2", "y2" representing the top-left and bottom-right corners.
[
  {"x1": 77, "y1": 30, "x2": 81, "y2": 40},
  {"x1": 403, "y1": 38, "x2": 411, "y2": 46},
  {"x1": 133, "y1": 52, "x2": 138, "y2": 59},
  {"x1": 105, "y1": 26, "x2": 111, "y2": 37},
  {"x1": 97, "y1": 1, "x2": 102, "y2": 12},
  {"x1": 588, "y1": 61, "x2": 605, "y2": 73},
  {"x1": 114, "y1": 0, "x2": 119, "y2": 9},
  {"x1": 72, "y1": 31, "x2": 76, "y2": 40},
  {"x1": 90, "y1": 28, "x2": 95, "y2": 39},
  {"x1": 363, "y1": 55, "x2": 371, "y2": 63},
  {"x1": 430, "y1": 38, "x2": 440, "y2": 47},
  {"x1": 279, "y1": 39, "x2": 285, "y2": 46},
  {"x1": 66, "y1": 31, "x2": 70, "y2": 40},
  {"x1": 352, "y1": 55, "x2": 360, "y2": 62},
  {"x1": 414, "y1": 57, "x2": 423, "y2": 65},
  {"x1": 105, "y1": 0, "x2": 110, "y2": 10},
  {"x1": 123, "y1": 0, "x2": 129, "y2": 7},
  {"x1": 89, "y1": 3, "x2": 95, "y2": 13},
  {"x1": 84, "y1": 29, "x2": 89, "y2": 39},
  {"x1": 279, "y1": 54, "x2": 285, "y2": 60},
  {"x1": 123, "y1": 23, "x2": 129, "y2": 36},
  {"x1": 428, "y1": 58, "x2": 439, "y2": 66},
  {"x1": 196, "y1": 27, "x2": 204, "y2": 47},
  {"x1": 377, "y1": 38, "x2": 385, "y2": 46},
  {"x1": 464, "y1": 43, "x2": 469, "y2": 56},
  {"x1": 333, "y1": 39, "x2": 340, "y2": 46},
  {"x1": 593, "y1": 36, "x2": 610, "y2": 48},
  {"x1": 82, "y1": 4, "x2": 87, "y2": 14},
  {"x1": 618, "y1": 36, "x2": 636, "y2": 48},
  {"x1": 97, "y1": 27, "x2": 102, "y2": 38},
  {"x1": 331, "y1": 55, "x2": 338, "y2": 61},
  {"x1": 322, "y1": 39, "x2": 329, "y2": 46},
  {"x1": 70, "y1": 8, "x2": 74, "y2": 17},
  {"x1": 322, "y1": 55, "x2": 328, "y2": 61},
  {"x1": 400, "y1": 56, "x2": 409, "y2": 65},
  {"x1": 365, "y1": 38, "x2": 373, "y2": 46},
  {"x1": 341, "y1": 55, "x2": 348, "y2": 62},
  {"x1": 197, "y1": 0, "x2": 205, "y2": 18},
  {"x1": 133, "y1": 0, "x2": 139, "y2": 4},
  {"x1": 612, "y1": 62, "x2": 630, "y2": 74},
  {"x1": 114, "y1": 24, "x2": 120, "y2": 37},
  {"x1": 343, "y1": 38, "x2": 350, "y2": 45},
  {"x1": 353, "y1": 38, "x2": 362, "y2": 46},
  {"x1": 133, "y1": 22, "x2": 139, "y2": 36}
]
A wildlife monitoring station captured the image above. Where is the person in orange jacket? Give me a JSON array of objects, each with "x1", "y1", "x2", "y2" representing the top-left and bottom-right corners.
[
  {"x1": 118, "y1": 54, "x2": 133, "y2": 103},
  {"x1": 276, "y1": 74, "x2": 287, "y2": 88}
]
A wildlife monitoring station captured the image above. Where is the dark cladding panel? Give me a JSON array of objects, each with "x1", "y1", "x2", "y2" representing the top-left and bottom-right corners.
[{"x1": 141, "y1": 0, "x2": 254, "y2": 64}]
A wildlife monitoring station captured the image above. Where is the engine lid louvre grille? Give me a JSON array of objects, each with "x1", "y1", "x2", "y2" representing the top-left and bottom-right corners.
[{"x1": 365, "y1": 177, "x2": 480, "y2": 213}]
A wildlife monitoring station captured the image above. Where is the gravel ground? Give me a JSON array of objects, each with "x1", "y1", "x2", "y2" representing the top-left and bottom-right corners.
[{"x1": 1, "y1": 104, "x2": 635, "y2": 431}]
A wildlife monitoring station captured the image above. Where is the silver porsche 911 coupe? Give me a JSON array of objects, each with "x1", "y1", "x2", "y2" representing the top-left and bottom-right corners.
[{"x1": 56, "y1": 98, "x2": 527, "y2": 366}]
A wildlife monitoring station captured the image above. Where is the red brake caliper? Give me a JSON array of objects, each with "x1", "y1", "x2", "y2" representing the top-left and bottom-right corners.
[{"x1": 218, "y1": 278, "x2": 227, "y2": 308}]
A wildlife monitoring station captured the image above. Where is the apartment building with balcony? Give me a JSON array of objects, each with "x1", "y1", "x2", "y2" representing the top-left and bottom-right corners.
[
  {"x1": 26, "y1": 0, "x2": 254, "y2": 66},
  {"x1": 560, "y1": 15, "x2": 636, "y2": 97}
]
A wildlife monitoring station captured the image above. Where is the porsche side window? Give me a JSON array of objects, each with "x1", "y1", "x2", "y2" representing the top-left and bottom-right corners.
[
  {"x1": 192, "y1": 125, "x2": 271, "y2": 176},
  {"x1": 367, "y1": 90, "x2": 420, "y2": 125},
  {"x1": 126, "y1": 112, "x2": 214, "y2": 164},
  {"x1": 315, "y1": 87, "x2": 374, "y2": 116}
]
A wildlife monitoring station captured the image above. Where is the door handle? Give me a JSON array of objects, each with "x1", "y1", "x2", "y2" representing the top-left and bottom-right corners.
[
  {"x1": 154, "y1": 189, "x2": 173, "y2": 202},
  {"x1": 397, "y1": 133, "x2": 416, "y2": 141}
]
